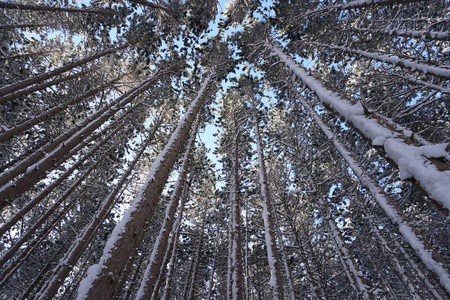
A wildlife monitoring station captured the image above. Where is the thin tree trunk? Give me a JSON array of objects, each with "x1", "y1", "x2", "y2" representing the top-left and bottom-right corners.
[
  {"x1": 123, "y1": 252, "x2": 146, "y2": 300},
  {"x1": 228, "y1": 132, "x2": 245, "y2": 300},
  {"x1": 0, "y1": 45, "x2": 127, "y2": 99},
  {"x1": 253, "y1": 109, "x2": 285, "y2": 300},
  {"x1": 0, "y1": 72, "x2": 162, "y2": 209},
  {"x1": 207, "y1": 224, "x2": 221, "y2": 300},
  {"x1": 75, "y1": 72, "x2": 214, "y2": 300},
  {"x1": 149, "y1": 231, "x2": 175, "y2": 300},
  {"x1": 366, "y1": 216, "x2": 422, "y2": 298},
  {"x1": 307, "y1": 41, "x2": 450, "y2": 79},
  {"x1": 291, "y1": 90, "x2": 450, "y2": 294},
  {"x1": 0, "y1": 192, "x2": 80, "y2": 289},
  {"x1": 182, "y1": 252, "x2": 195, "y2": 299},
  {"x1": 0, "y1": 2, "x2": 114, "y2": 15},
  {"x1": 286, "y1": 216, "x2": 324, "y2": 298},
  {"x1": 302, "y1": 0, "x2": 425, "y2": 19},
  {"x1": 187, "y1": 202, "x2": 208, "y2": 300},
  {"x1": 0, "y1": 73, "x2": 125, "y2": 143},
  {"x1": 18, "y1": 246, "x2": 66, "y2": 300},
  {"x1": 273, "y1": 211, "x2": 296, "y2": 300},
  {"x1": 0, "y1": 121, "x2": 125, "y2": 239},
  {"x1": 0, "y1": 49, "x2": 54, "y2": 61},
  {"x1": 0, "y1": 23, "x2": 57, "y2": 29},
  {"x1": 35, "y1": 120, "x2": 160, "y2": 300},
  {"x1": 0, "y1": 68, "x2": 92, "y2": 103},
  {"x1": 161, "y1": 195, "x2": 187, "y2": 300},
  {"x1": 323, "y1": 204, "x2": 374, "y2": 300},
  {"x1": 347, "y1": 27, "x2": 450, "y2": 42},
  {"x1": 244, "y1": 207, "x2": 249, "y2": 300},
  {"x1": 0, "y1": 137, "x2": 120, "y2": 268},
  {"x1": 266, "y1": 42, "x2": 450, "y2": 213},
  {"x1": 136, "y1": 117, "x2": 200, "y2": 300},
  {"x1": 127, "y1": 0, "x2": 171, "y2": 13}
]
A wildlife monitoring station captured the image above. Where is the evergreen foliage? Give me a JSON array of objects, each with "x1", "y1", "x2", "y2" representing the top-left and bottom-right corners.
[{"x1": 0, "y1": 0, "x2": 449, "y2": 299}]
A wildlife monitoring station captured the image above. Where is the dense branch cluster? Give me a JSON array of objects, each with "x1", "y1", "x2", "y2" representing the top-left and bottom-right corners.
[{"x1": 0, "y1": 0, "x2": 449, "y2": 299}]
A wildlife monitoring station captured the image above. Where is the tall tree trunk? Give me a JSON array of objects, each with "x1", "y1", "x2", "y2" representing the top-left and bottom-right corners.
[
  {"x1": 149, "y1": 231, "x2": 175, "y2": 300},
  {"x1": 0, "y1": 192, "x2": 81, "y2": 289},
  {"x1": 35, "y1": 120, "x2": 161, "y2": 300},
  {"x1": 346, "y1": 27, "x2": 450, "y2": 42},
  {"x1": 136, "y1": 117, "x2": 200, "y2": 300},
  {"x1": 127, "y1": 0, "x2": 171, "y2": 13},
  {"x1": 0, "y1": 71, "x2": 164, "y2": 209},
  {"x1": 75, "y1": 72, "x2": 214, "y2": 300},
  {"x1": 0, "y1": 45, "x2": 127, "y2": 99},
  {"x1": 207, "y1": 224, "x2": 221, "y2": 300},
  {"x1": 161, "y1": 195, "x2": 186, "y2": 300},
  {"x1": 307, "y1": 41, "x2": 450, "y2": 79},
  {"x1": 0, "y1": 68, "x2": 92, "y2": 104},
  {"x1": 0, "y1": 74, "x2": 125, "y2": 143},
  {"x1": 0, "y1": 1, "x2": 115, "y2": 14},
  {"x1": 265, "y1": 42, "x2": 450, "y2": 213},
  {"x1": 301, "y1": 0, "x2": 425, "y2": 19},
  {"x1": 273, "y1": 211, "x2": 296, "y2": 300},
  {"x1": 187, "y1": 202, "x2": 208, "y2": 300},
  {"x1": 227, "y1": 132, "x2": 245, "y2": 300},
  {"x1": 252, "y1": 109, "x2": 285, "y2": 300},
  {"x1": 322, "y1": 201, "x2": 374, "y2": 300},
  {"x1": 292, "y1": 90, "x2": 450, "y2": 294},
  {"x1": 0, "y1": 121, "x2": 125, "y2": 239},
  {"x1": 0, "y1": 135, "x2": 120, "y2": 269}
]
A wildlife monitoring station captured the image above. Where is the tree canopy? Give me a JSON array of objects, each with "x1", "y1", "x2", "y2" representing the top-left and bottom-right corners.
[{"x1": 0, "y1": 0, "x2": 449, "y2": 299}]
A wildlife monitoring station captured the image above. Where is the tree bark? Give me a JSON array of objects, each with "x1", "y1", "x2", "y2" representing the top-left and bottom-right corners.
[
  {"x1": 35, "y1": 120, "x2": 160, "y2": 300},
  {"x1": 75, "y1": 72, "x2": 213, "y2": 300},
  {"x1": 0, "y1": 1, "x2": 114, "y2": 15},
  {"x1": 0, "y1": 45, "x2": 127, "y2": 99},
  {"x1": 273, "y1": 211, "x2": 296, "y2": 300},
  {"x1": 0, "y1": 135, "x2": 120, "y2": 269},
  {"x1": 253, "y1": 109, "x2": 285, "y2": 300},
  {"x1": 347, "y1": 27, "x2": 450, "y2": 42},
  {"x1": 136, "y1": 117, "x2": 200, "y2": 300},
  {"x1": 0, "y1": 74, "x2": 124, "y2": 143},
  {"x1": 307, "y1": 41, "x2": 450, "y2": 79},
  {"x1": 0, "y1": 72, "x2": 162, "y2": 209},
  {"x1": 0, "y1": 122, "x2": 124, "y2": 239},
  {"x1": 187, "y1": 202, "x2": 208, "y2": 300},
  {"x1": 301, "y1": 0, "x2": 425, "y2": 19},
  {"x1": 0, "y1": 68, "x2": 91, "y2": 104},
  {"x1": 161, "y1": 196, "x2": 186, "y2": 300},
  {"x1": 266, "y1": 42, "x2": 450, "y2": 213},
  {"x1": 292, "y1": 90, "x2": 450, "y2": 294},
  {"x1": 227, "y1": 131, "x2": 245, "y2": 300}
]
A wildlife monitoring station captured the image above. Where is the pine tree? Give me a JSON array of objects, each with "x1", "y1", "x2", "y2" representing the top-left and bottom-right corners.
[{"x1": 1, "y1": 0, "x2": 449, "y2": 299}]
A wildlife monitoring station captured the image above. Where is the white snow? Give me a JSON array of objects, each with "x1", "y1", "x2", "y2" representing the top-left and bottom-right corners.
[
  {"x1": 311, "y1": 42, "x2": 450, "y2": 78},
  {"x1": 267, "y1": 43, "x2": 450, "y2": 213},
  {"x1": 76, "y1": 264, "x2": 103, "y2": 300},
  {"x1": 76, "y1": 73, "x2": 212, "y2": 300},
  {"x1": 293, "y1": 86, "x2": 450, "y2": 294},
  {"x1": 384, "y1": 139, "x2": 450, "y2": 211},
  {"x1": 135, "y1": 120, "x2": 197, "y2": 300}
]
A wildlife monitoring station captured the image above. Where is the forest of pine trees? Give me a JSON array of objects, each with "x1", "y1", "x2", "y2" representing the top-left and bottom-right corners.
[{"x1": 0, "y1": 0, "x2": 449, "y2": 299}]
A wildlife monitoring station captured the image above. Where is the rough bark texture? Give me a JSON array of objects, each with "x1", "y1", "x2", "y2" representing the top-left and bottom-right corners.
[
  {"x1": 228, "y1": 133, "x2": 245, "y2": 300},
  {"x1": 35, "y1": 121, "x2": 160, "y2": 300},
  {"x1": 136, "y1": 118, "x2": 199, "y2": 300},
  {"x1": 75, "y1": 73, "x2": 213, "y2": 300},
  {"x1": 253, "y1": 112, "x2": 285, "y2": 300},
  {"x1": 0, "y1": 45, "x2": 127, "y2": 99},
  {"x1": 266, "y1": 42, "x2": 450, "y2": 213},
  {"x1": 0, "y1": 73, "x2": 159, "y2": 209}
]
